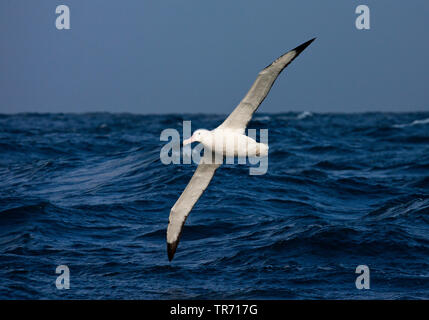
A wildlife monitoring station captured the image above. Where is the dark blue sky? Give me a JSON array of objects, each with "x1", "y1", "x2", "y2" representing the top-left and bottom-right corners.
[{"x1": 1, "y1": 1, "x2": 428, "y2": 114}]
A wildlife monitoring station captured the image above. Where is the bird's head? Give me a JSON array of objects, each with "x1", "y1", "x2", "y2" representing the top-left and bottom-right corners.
[{"x1": 183, "y1": 129, "x2": 211, "y2": 146}]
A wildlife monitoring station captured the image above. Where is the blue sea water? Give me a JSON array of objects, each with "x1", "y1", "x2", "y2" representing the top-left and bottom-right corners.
[{"x1": 0, "y1": 112, "x2": 428, "y2": 299}]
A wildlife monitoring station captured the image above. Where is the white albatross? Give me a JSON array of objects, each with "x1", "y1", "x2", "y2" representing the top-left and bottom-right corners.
[{"x1": 166, "y1": 38, "x2": 316, "y2": 261}]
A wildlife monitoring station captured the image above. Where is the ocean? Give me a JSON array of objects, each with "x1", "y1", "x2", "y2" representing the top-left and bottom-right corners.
[{"x1": 0, "y1": 112, "x2": 428, "y2": 299}]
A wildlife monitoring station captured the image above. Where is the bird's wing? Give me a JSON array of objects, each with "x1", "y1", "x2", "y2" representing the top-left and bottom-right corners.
[
  {"x1": 166, "y1": 154, "x2": 221, "y2": 261},
  {"x1": 217, "y1": 38, "x2": 315, "y2": 131}
]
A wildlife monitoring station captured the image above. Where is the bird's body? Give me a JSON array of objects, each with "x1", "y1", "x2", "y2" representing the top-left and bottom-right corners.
[
  {"x1": 191, "y1": 129, "x2": 269, "y2": 158},
  {"x1": 166, "y1": 38, "x2": 316, "y2": 261}
]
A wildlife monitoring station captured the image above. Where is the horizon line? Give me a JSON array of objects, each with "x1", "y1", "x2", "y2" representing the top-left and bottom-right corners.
[{"x1": 1, "y1": 109, "x2": 429, "y2": 116}]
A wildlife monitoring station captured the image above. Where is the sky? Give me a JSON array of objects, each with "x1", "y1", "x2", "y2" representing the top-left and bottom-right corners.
[{"x1": 0, "y1": 0, "x2": 428, "y2": 114}]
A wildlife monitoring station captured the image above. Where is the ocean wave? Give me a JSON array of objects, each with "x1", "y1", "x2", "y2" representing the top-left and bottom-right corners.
[
  {"x1": 297, "y1": 111, "x2": 313, "y2": 119},
  {"x1": 252, "y1": 116, "x2": 271, "y2": 122},
  {"x1": 393, "y1": 117, "x2": 429, "y2": 128},
  {"x1": 0, "y1": 112, "x2": 429, "y2": 299}
]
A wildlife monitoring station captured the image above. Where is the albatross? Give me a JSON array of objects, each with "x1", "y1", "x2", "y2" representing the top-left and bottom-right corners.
[{"x1": 166, "y1": 38, "x2": 316, "y2": 261}]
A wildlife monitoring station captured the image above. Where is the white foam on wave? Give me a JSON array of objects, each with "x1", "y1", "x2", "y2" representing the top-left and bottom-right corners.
[
  {"x1": 253, "y1": 116, "x2": 271, "y2": 122},
  {"x1": 297, "y1": 111, "x2": 313, "y2": 119},
  {"x1": 393, "y1": 117, "x2": 429, "y2": 128}
]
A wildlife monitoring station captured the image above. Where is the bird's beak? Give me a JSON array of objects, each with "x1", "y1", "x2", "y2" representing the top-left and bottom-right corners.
[{"x1": 183, "y1": 137, "x2": 193, "y2": 146}]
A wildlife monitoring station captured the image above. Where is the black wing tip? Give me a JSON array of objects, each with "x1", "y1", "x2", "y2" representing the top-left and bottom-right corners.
[
  {"x1": 293, "y1": 37, "x2": 316, "y2": 55},
  {"x1": 167, "y1": 241, "x2": 178, "y2": 262},
  {"x1": 263, "y1": 37, "x2": 316, "y2": 70}
]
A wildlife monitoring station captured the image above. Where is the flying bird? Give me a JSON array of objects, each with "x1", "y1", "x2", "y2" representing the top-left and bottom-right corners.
[{"x1": 166, "y1": 38, "x2": 316, "y2": 261}]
